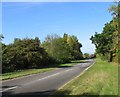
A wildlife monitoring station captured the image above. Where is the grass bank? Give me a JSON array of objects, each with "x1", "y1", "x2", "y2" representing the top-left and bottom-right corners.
[
  {"x1": 1, "y1": 60, "x2": 84, "y2": 80},
  {"x1": 54, "y1": 58, "x2": 118, "y2": 96}
]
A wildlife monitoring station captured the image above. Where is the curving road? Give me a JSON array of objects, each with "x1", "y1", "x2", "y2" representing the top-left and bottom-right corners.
[{"x1": 2, "y1": 59, "x2": 94, "y2": 96}]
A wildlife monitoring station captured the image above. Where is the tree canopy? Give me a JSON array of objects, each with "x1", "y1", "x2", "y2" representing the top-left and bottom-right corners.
[
  {"x1": 2, "y1": 34, "x2": 83, "y2": 73},
  {"x1": 2, "y1": 37, "x2": 51, "y2": 72},
  {"x1": 90, "y1": 3, "x2": 119, "y2": 62}
]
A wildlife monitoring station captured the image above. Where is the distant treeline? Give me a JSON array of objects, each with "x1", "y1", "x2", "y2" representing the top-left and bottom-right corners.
[
  {"x1": 1, "y1": 33, "x2": 83, "y2": 73},
  {"x1": 90, "y1": 3, "x2": 119, "y2": 63}
]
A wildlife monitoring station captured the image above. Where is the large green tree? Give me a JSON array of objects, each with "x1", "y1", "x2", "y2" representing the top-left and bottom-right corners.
[
  {"x1": 90, "y1": 21, "x2": 115, "y2": 61},
  {"x1": 42, "y1": 34, "x2": 71, "y2": 63},
  {"x1": 2, "y1": 37, "x2": 50, "y2": 72},
  {"x1": 63, "y1": 33, "x2": 83, "y2": 60},
  {"x1": 90, "y1": 3, "x2": 119, "y2": 62}
]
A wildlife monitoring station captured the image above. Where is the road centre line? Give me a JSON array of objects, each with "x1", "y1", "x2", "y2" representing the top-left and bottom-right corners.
[
  {"x1": 1, "y1": 68, "x2": 73, "y2": 92},
  {"x1": 1, "y1": 61, "x2": 94, "y2": 93},
  {"x1": 24, "y1": 68, "x2": 73, "y2": 85},
  {"x1": 0, "y1": 86, "x2": 18, "y2": 93}
]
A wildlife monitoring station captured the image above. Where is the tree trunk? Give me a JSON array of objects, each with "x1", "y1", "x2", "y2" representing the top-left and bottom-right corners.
[{"x1": 109, "y1": 51, "x2": 113, "y2": 62}]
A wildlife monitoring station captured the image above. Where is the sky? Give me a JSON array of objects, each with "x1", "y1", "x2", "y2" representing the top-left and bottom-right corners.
[
  {"x1": 2, "y1": 2, "x2": 114, "y2": 54},
  {"x1": 1, "y1": 0, "x2": 114, "y2": 2}
]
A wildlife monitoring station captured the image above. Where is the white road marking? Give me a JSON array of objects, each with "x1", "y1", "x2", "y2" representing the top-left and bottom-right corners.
[
  {"x1": 65, "y1": 69, "x2": 73, "y2": 72},
  {"x1": 38, "y1": 72, "x2": 60, "y2": 81},
  {"x1": 37, "y1": 68, "x2": 73, "y2": 81},
  {"x1": 0, "y1": 86, "x2": 18, "y2": 92},
  {"x1": 22, "y1": 68, "x2": 73, "y2": 86},
  {"x1": 1, "y1": 68, "x2": 74, "y2": 92},
  {"x1": 58, "y1": 61, "x2": 95, "y2": 90}
]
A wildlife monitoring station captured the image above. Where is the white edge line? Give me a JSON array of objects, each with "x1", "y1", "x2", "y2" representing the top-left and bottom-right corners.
[
  {"x1": 1, "y1": 68, "x2": 73, "y2": 92},
  {"x1": 0, "y1": 86, "x2": 18, "y2": 92},
  {"x1": 1, "y1": 61, "x2": 93, "y2": 93},
  {"x1": 57, "y1": 61, "x2": 95, "y2": 90},
  {"x1": 1, "y1": 61, "x2": 93, "y2": 92},
  {"x1": 1, "y1": 61, "x2": 92, "y2": 82},
  {"x1": 2, "y1": 62, "x2": 84, "y2": 82}
]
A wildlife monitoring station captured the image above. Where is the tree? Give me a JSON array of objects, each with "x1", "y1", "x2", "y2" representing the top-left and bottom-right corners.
[
  {"x1": 0, "y1": 34, "x2": 4, "y2": 71},
  {"x1": 108, "y1": 3, "x2": 119, "y2": 63},
  {"x1": 42, "y1": 34, "x2": 71, "y2": 63},
  {"x1": 90, "y1": 3, "x2": 119, "y2": 62},
  {"x1": 63, "y1": 33, "x2": 83, "y2": 60},
  {"x1": 90, "y1": 21, "x2": 115, "y2": 61},
  {"x1": 0, "y1": 34, "x2": 4, "y2": 41},
  {"x1": 2, "y1": 37, "x2": 50, "y2": 73},
  {"x1": 83, "y1": 53, "x2": 90, "y2": 59}
]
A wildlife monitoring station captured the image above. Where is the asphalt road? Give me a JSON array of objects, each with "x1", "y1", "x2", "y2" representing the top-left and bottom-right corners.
[{"x1": 1, "y1": 59, "x2": 94, "y2": 96}]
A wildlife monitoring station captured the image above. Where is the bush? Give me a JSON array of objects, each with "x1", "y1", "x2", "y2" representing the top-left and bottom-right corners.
[{"x1": 2, "y1": 38, "x2": 51, "y2": 73}]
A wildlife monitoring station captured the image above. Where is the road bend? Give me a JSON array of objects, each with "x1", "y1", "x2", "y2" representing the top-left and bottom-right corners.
[{"x1": 2, "y1": 59, "x2": 94, "y2": 96}]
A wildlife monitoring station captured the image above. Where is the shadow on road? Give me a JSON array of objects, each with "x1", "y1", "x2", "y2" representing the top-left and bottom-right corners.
[
  {"x1": 43, "y1": 60, "x2": 92, "y2": 69},
  {"x1": 2, "y1": 89, "x2": 55, "y2": 97},
  {"x1": 2, "y1": 89, "x2": 116, "y2": 97},
  {"x1": 70, "y1": 60, "x2": 91, "y2": 64}
]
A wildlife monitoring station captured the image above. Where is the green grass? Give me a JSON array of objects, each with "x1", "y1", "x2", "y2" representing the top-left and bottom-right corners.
[
  {"x1": 1, "y1": 60, "x2": 83, "y2": 81},
  {"x1": 51, "y1": 60, "x2": 85, "y2": 67},
  {"x1": 57, "y1": 62, "x2": 79, "y2": 67},
  {"x1": 54, "y1": 58, "x2": 118, "y2": 96},
  {"x1": 57, "y1": 63, "x2": 75, "y2": 67},
  {"x1": 71, "y1": 60, "x2": 85, "y2": 63}
]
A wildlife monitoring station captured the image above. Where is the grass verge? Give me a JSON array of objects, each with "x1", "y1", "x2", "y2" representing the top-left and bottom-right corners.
[
  {"x1": 54, "y1": 58, "x2": 118, "y2": 96},
  {"x1": 50, "y1": 60, "x2": 85, "y2": 67},
  {"x1": 1, "y1": 60, "x2": 84, "y2": 80},
  {"x1": 1, "y1": 68, "x2": 55, "y2": 80}
]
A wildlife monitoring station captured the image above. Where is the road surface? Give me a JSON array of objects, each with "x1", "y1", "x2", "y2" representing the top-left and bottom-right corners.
[{"x1": 1, "y1": 59, "x2": 94, "y2": 96}]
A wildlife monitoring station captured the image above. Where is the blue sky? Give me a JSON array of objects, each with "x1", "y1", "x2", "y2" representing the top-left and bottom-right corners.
[{"x1": 2, "y1": 2, "x2": 113, "y2": 54}]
